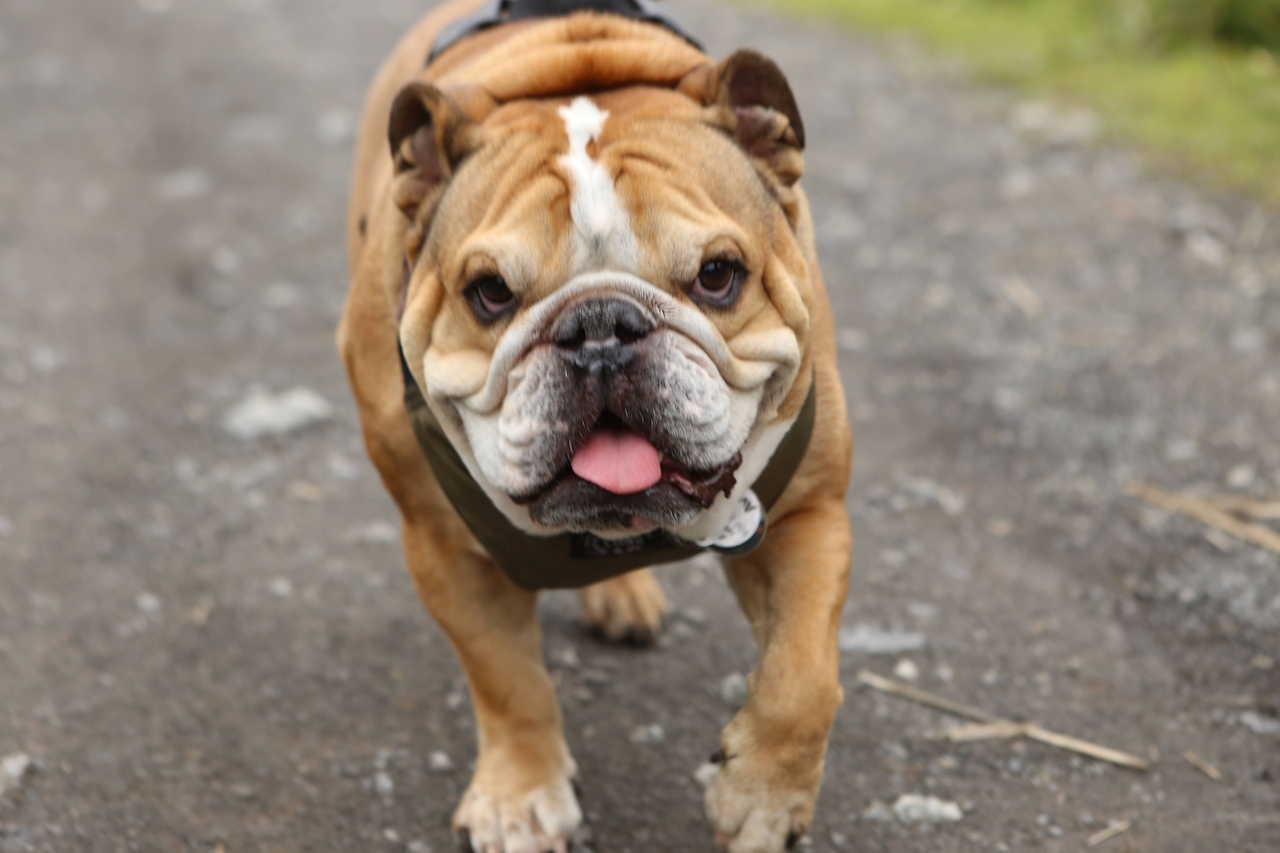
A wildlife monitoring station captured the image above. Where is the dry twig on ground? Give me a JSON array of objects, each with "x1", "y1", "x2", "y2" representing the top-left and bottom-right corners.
[
  {"x1": 857, "y1": 670, "x2": 1151, "y2": 770},
  {"x1": 1183, "y1": 750, "x2": 1223, "y2": 781},
  {"x1": 1209, "y1": 494, "x2": 1280, "y2": 522},
  {"x1": 1087, "y1": 820, "x2": 1132, "y2": 847},
  {"x1": 1126, "y1": 483, "x2": 1280, "y2": 555}
]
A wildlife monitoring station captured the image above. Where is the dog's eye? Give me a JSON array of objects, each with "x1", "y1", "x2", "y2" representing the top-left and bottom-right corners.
[
  {"x1": 692, "y1": 260, "x2": 745, "y2": 307},
  {"x1": 466, "y1": 275, "x2": 517, "y2": 322}
]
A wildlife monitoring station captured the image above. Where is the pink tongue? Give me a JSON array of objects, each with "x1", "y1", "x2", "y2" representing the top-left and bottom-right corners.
[{"x1": 571, "y1": 429, "x2": 663, "y2": 495}]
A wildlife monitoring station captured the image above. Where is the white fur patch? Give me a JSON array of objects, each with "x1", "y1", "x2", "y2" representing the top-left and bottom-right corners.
[{"x1": 557, "y1": 97, "x2": 639, "y2": 273}]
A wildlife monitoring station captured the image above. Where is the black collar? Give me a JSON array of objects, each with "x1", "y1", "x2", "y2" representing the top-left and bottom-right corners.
[{"x1": 429, "y1": 0, "x2": 703, "y2": 63}]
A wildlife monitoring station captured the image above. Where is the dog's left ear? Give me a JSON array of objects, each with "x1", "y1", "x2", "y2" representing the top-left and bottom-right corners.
[
  {"x1": 680, "y1": 49, "x2": 805, "y2": 187},
  {"x1": 387, "y1": 82, "x2": 486, "y2": 217}
]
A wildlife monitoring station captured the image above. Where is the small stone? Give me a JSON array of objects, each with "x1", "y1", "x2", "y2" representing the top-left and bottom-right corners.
[
  {"x1": 326, "y1": 451, "x2": 361, "y2": 481},
  {"x1": 892, "y1": 794, "x2": 963, "y2": 824},
  {"x1": 552, "y1": 645, "x2": 580, "y2": 669},
  {"x1": 374, "y1": 771, "x2": 395, "y2": 798},
  {"x1": 693, "y1": 763, "x2": 720, "y2": 788},
  {"x1": 427, "y1": 751, "x2": 454, "y2": 774},
  {"x1": 0, "y1": 516, "x2": 12, "y2": 538},
  {"x1": 893, "y1": 659, "x2": 920, "y2": 682},
  {"x1": 838, "y1": 624, "x2": 926, "y2": 655},
  {"x1": 210, "y1": 246, "x2": 240, "y2": 276},
  {"x1": 829, "y1": 831, "x2": 847, "y2": 848},
  {"x1": 629, "y1": 724, "x2": 665, "y2": 746},
  {"x1": 907, "y1": 601, "x2": 938, "y2": 621},
  {"x1": 1186, "y1": 231, "x2": 1228, "y2": 268},
  {"x1": 986, "y1": 519, "x2": 1014, "y2": 538},
  {"x1": 268, "y1": 578, "x2": 294, "y2": 598},
  {"x1": 1000, "y1": 168, "x2": 1036, "y2": 200},
  {"x1": 1226, "y1": 465, "x2": 1257, "y2": 489},
  {"x1": 0, "y1": 753, "x2": 32, "y2": 796},
  {"x1": 408, "y1": 843, "x2": 432, "y2": 853},
  {"x1": 1239, "y1": 711, "x2": 1280, "y2": 737},
  {"x1": 230, "y1": 783, "x2": 256, "y2": 800},
  {"x1": 677, "y1": 606, "x2": 707, "y2": 626},
  {"x1": 383, "y1": 829, "x2": 400, "y2": 843},
  {"x1": 445, "y1": 689, "x2": 467, "y2": 711},
  {"x1": 346, "y1": 521, "x2": 398, "y2": 545},
  {"x1": 861, "y1": 800, "x2": 893, "y2": 822},
  {"x1": 288, "y1": 481, "x2": 324, "y2": 502},
  {"x1": 899, "y1": 476, "x2": 967, "y2": 516},
  {"x1": 718, "y1": 672, "x2": 748, "y2": 706},
  {"x1": 28, "y1": 346, "x2": 64, "y2": 374},
  {"x1": 136, "y1": 592, "x2": 162, "y2": 615},
  {"x1": 222, "y1": 387, "x2": 333, "y2": 440},
  {"x1": 263, "y1": 282, "x2": 301, "y2": 309},
  {"x1": 1251, "y1": 655, "x2": 1275, "y2": 670},
  {"x1": 154, "y1": 168, "x2": 211, "y2": 201},
  {"x1": 582, "y1": 670, "x2": 612, "y2": 687}
]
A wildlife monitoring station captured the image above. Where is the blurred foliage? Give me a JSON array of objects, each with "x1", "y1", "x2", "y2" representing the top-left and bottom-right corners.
[
  {"x1": 985, "y1": 0, "x2": 1280, "y2": 52},
  {"x1": 1103, "y1": 0, "x2": 1280, "y2": 52},
  {"x1": 756, "y1": 0, "x2": 1280, "y2": 202}
]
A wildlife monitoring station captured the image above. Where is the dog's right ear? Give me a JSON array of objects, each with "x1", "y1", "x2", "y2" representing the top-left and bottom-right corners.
[{"x1": 387, "y1": 82, "x2": 485, "y2": 217}]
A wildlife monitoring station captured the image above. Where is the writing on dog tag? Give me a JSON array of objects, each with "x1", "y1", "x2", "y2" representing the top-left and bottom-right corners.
[{"x1": 694, "y1": 490, "x2": 766, "y2": 556}]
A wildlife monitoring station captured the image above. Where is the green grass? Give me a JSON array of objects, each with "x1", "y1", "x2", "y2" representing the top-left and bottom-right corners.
[{"x1": 750, "y1": 0, "x2": 1280, "y2": 203}]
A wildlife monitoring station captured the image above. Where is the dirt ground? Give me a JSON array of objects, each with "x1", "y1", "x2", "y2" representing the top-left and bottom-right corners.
[{"x1": 1, "y1": 0, "x2": 1278, "y2": 851}]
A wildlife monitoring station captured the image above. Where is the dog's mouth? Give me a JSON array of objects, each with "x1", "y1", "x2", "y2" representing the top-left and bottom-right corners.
[{"x1": 511, "y1": 410, "x2": 742, "y2": 531}]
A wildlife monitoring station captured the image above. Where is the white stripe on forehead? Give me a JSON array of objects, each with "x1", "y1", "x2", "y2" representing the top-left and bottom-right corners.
[{"x1": 557, "y1": 96, "x2": 639, "y2": 273}]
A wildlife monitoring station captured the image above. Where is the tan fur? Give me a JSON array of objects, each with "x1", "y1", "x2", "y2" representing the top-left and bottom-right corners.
[{"x1": 338, "y1": 4, "x2": 852, "y2": 851}]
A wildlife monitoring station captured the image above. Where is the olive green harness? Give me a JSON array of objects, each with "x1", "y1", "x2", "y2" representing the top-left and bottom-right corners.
[{"x1": 400, "y1": 349, "x2": 816, "y2": 590}]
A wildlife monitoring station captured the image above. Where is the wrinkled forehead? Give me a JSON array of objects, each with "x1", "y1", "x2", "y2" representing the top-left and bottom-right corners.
[{"x1": 426, "y1": 88, "x2": 779, "y2": 295}]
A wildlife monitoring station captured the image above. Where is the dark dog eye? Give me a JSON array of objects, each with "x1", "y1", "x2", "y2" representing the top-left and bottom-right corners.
[
  {"x1": 466, "y1": 275, "x2": 517, "y2": 322},
  {"x1": 692, "y1": 260, "x2": 745, "y2": 307}
]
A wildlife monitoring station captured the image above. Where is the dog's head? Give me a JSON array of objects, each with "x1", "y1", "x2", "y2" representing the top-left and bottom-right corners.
[{"x1": 392, "y1": 42, "x2": 815, "y2": 541}]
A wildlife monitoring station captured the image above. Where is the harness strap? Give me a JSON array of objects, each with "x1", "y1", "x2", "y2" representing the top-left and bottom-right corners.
[
  {"x1": 400, "y1": 345, "x2": 816, "y2": 590},
  {"x1": 429, "y1": 0, "x2": 704, "y2": 63}
]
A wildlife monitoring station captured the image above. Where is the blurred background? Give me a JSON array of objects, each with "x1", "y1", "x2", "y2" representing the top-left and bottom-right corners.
[
  {"x1": 0, "y1": 1, "x2": 1277, "y2": 851},
  {"x1": 780, "y1": 0, "x2": 1280, "y2": 200}
]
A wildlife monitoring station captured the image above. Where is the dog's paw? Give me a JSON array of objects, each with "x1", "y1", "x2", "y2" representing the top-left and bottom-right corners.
[
  {"x1": 454, "y1": 772, "x2": 582, "y2": 853},
  {"x1": 704, "y1": 758, "x2": 817, "y2": 853},
  {"x1": 578, "y1": 569, "x2": 666, "y2": 645}
]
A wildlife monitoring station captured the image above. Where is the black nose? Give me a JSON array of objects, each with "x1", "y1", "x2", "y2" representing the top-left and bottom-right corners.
[{"x1": 551, "y1": 297, "x2": 653, "y2": 375}]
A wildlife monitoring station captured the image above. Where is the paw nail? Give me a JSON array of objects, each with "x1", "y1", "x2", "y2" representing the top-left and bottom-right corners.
[
  {"x1": 785, "y1": 831, "x2": 801, "y2": 850},
  {"x1": 456, "y1": 829, "x2": 473, "y2": 853},
  {"x1": 709, "y1": 748, "x2": 728, "y2": 764}
]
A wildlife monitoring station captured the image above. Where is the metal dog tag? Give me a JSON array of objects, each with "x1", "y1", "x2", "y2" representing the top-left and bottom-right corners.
[{"x1": 694, "y1": 490, "x2": 766, "y2": 556}]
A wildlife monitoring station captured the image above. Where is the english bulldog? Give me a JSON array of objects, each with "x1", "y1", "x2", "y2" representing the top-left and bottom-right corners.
[{"x1": 337, "y1": 1, "x2": 853, "y2": 850}]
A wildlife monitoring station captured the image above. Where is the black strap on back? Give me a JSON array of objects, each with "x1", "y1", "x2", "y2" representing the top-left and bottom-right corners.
[{"x1": 429, "y1": 0, "x2": 704, "y2": 63}]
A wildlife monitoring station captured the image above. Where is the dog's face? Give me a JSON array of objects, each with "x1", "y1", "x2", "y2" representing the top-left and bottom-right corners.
[{"x1": 393, "y1": 52, "x2": 813, "y2": 539}]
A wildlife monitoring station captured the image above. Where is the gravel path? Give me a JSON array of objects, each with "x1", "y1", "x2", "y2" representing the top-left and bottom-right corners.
[{"x1": 1, "y1": 1, "x2": 1278, "y2": 851}]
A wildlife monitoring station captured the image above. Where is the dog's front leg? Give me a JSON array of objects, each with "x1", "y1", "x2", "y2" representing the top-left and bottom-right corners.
[
  {"x1": 707, "y1": 499, "x2": 852, "y2": 853},
  {"x1": 401, "y1": 517, "x2": 582, "y2": 853}
]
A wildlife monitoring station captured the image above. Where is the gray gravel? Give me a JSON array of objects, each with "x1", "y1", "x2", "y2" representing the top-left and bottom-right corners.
[{"x1": 0, "y1": 0, "x2": 1278, "y2": 851}]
